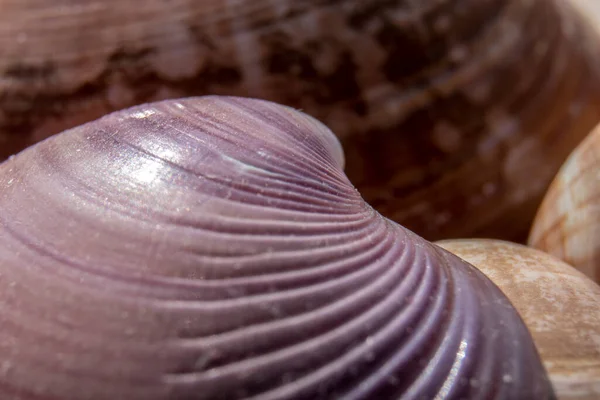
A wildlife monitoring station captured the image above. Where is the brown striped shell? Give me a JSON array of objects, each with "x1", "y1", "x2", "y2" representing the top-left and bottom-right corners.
[
  {"x1": 0, "y1": 96, "x2": 555, "y2": 399},
  {"x1": 437, "y1": 239, "x2": 600, "y2": 399},
  {"x1": 529, "y1": 124, "x2": 600, "y2": 283},
  {"x1": 1, "y1": 0, "x2": 600, "y2": 242}
]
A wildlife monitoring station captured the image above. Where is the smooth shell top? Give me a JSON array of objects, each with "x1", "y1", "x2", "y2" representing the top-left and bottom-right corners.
[{"x1": 0, "y1": 96, "x2": 553, "y2": 399}]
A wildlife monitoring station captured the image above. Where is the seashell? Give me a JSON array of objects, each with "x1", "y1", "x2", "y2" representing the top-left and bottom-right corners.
[
  {"x1": 436, "y1": 239, "x2": 600, "y2": 399},
  {"x1": 0, "y1": 96, "x2": 554, "y2": 399},
  {"x1": 2, "y1": 0, "x2": 600, "y2": 242},
  {"x1": 570, "y1": 0, "x2": 600, "y2": 34},
  {"x1": 528, "y1": 124, "x2": 600, "y2": 283}
]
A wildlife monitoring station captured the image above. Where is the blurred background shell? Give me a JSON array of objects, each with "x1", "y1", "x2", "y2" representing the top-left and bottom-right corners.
[
  {"x1": 1, "y1": 0, "x2": 600, "y2": 242},
  {"x1": 437, "y1": 239, "x2": 600, "y2": 400},
  {"x1": 569, "y1": 0, "x2": 600, "y2": 34},
  {"x1": 529, "y1": 123, "x2": 600, "y2": 284}
]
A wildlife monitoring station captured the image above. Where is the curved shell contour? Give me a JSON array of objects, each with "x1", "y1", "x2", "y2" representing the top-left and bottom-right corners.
[
  {"x1": 2, "y1": 0, "x2": 600, "y2": 242},
  {"x1": 570, "y1": 0, "x2": 600, "y2": 34},
  {"x1": 437, "y1": 239, "x2": 600, "y2": 399},
  {"x1": 0, "y1": 97, "x2": 554, "y2": 399},
  {"x1": 529, "y1": 124, "x2": 600, "y2": 283}
]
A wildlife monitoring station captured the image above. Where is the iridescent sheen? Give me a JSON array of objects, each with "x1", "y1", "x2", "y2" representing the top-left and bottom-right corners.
[{"x1": 0, "y1": 97, "x2": 554, "y2": 399}]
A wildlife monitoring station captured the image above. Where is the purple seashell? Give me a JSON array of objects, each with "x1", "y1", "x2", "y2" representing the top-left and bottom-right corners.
[{"x1": 0, "y1": 96, "x2": 554, "y2": 399}]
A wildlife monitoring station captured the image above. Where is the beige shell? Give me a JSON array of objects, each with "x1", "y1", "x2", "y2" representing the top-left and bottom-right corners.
[
  {"x1": 2, "y1": 0, "x2": 600, "y2": 242},
  {"x1": 570, "y1": 0, "x2": 600, "y2": 34},
  {"x1": 436, "y1": 239, "x2": 600, "y2": 400},
  {"x1": 529, "y1": 124, "x2": 600, "y2": 283}
]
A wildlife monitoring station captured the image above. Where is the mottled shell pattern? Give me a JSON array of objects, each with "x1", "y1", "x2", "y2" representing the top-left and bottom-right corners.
[
  {"x1": 2, "y1": 0, "x2": 600, "y2": 241},
  {"x1": 529, "y1": 124, "x2": 600, "y2": 284},
  {"x1": 0, "y1": 97, "x2": 554, "y2": 399},
  {"x1": 437, "y1": 239, "x2": 600, "y2": 400}
]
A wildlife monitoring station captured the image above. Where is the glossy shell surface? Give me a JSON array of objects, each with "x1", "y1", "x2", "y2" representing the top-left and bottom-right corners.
[
  {"x1": 2, "y1": 0, "x2": 600, "y2": 241},
  {"x1": 437, "y1": 239, "x2": 600, "y2": 400},
  {"x1": 0, "y1": 97, "x2": 554, "y2": 399}
]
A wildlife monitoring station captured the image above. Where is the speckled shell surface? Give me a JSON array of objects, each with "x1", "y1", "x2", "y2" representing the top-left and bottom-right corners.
[
  {"x1": 437, "y1": 239, "x2": 600, "y2": 400},
  {"x1": 529, "y1": 124, "x2": 600, "y2": 284},
  {"x1": 0, "y1": 97, "x2": 554, "y2": 399},
  {"x1": 1, "y1": 0, "x2": 600, "y2": 242}
]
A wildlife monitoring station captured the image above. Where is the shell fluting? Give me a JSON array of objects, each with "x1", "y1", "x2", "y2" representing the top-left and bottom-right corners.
[
  {"x1": 0, "y1": 97, "x2": 553, "y2": 399},
  {"x1": 437, "y1": 239, "x2": 600, "y2": 399},
  {"x1": 2, "y1": 0, "x2": 600, "y2": 241},
  {"x1": 528, "y1": 124, "x2": 600, "y2": 284}
]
